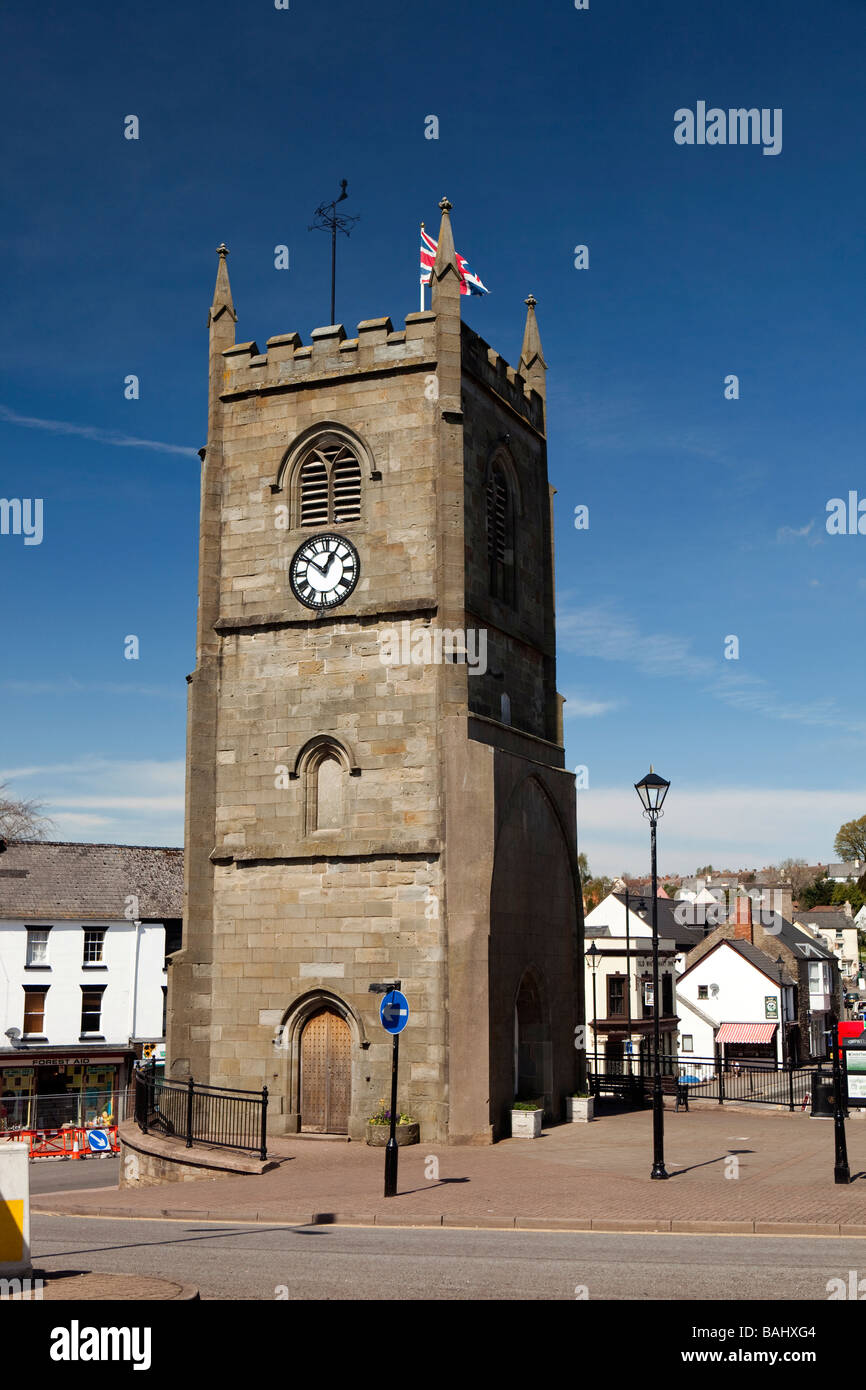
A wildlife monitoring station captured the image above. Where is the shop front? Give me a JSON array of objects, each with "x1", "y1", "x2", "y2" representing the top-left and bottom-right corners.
[
  {"x1": 0, "y1": 1050, "x2": 134, "y2": 1131},
  {"x1": 715, "y1": 1022, "x2": 779, "y2": 1068}
]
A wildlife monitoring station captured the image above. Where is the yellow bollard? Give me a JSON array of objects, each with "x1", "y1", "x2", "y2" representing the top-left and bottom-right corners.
[{"x1": 0, "y1": 1144, "x2": 31, "y2": 1278}]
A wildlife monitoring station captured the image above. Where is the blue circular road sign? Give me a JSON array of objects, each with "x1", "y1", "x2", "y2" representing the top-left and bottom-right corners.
[
  {"x1": 86, "y1": 1129, "x2": 110, "y2": 1152},
  {"x1": 380, "y1": 990, "x2": 409, "y2": 1035}
]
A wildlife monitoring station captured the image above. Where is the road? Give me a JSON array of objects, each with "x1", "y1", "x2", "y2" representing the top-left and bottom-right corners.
[
  {"x1": 30, "y1": 1216, "x2": 866, "y2": 1301},
  {"x1": 28, "y1": 1156, "x2": 120, "y2": 1194}
]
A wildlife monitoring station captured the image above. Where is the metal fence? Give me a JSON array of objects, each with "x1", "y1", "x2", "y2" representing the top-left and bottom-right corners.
[
  {"x1": 0, "y1": 1088, "x2": 130, "y2": 1133},
  {"x1": 134, "y1": 1068, "x2": 268, "y2": 1160},
  {"x1": 588, "y1": 1054, "x2": 814, "y2": 1111}
]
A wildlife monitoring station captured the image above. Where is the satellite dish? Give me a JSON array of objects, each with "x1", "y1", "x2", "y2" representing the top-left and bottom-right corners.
[
  {"x1": 5, "y1": 1027, "x2": 22, "y2": 1041},
  {"x1": 709, "y1": 984, "x2": 719, "y2": 998}
]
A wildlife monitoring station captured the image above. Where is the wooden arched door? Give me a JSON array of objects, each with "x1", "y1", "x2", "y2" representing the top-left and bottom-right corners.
[{"x1": 300, "y1": 1008, "x2": 351, "y2": 1133}]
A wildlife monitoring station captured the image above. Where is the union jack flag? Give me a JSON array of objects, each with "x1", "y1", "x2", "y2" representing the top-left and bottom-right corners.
[{"x1": 420, "y1": 225, "x2": 489, "y2": 296}]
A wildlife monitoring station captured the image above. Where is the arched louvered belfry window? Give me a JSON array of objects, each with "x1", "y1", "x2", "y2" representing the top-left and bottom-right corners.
[
  {"x1": 486, "y1": 462, "x2": 515, "y2": 604},
  {"x1": 298, "y1": 438, "x2": 362, "y2": 527}
]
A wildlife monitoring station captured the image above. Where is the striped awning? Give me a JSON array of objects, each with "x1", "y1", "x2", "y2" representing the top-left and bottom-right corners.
[{"x1": 716, "y1": 1022, "x2": 778, "y2": 1044}]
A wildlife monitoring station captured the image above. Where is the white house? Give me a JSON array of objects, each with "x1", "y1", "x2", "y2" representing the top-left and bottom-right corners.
[
  {"x1": 583, "y1": 891, "x2": 706, "y2": 1072},
  {"x1": 676, "y1": 938, "x2": 796, "y2": 1066},
  {"x1": 0, "y1": 841, "x2": 182, "y2": 1130}
]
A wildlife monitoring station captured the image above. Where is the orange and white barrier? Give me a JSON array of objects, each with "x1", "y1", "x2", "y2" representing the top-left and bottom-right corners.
[{"x1": 1, "y1": 1125, "x2": 119, "y2": 1160}]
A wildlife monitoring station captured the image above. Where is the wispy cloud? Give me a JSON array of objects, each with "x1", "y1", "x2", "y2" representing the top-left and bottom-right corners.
[
  {"x1": 51, "y1": 812, "x2": 114, "y2": 831},
  {"x1": 0, "y1": 759, "x2": 185, "y2": 845},
  {"x1": 577, "y1": 785, "x2": 866, "y2": 878},
  {"x1": 562, "y1": 693, "x2": 621, "y2": 719},
  {"x1": 2, "y1": 679, "x2": 183, "y2": 700},
  {"x1": 776, "y1": 519, "x2": 818, "y2": 543},
  {"x1": 558, "y1": 600, "x2": 866, "y2": 735},
  {"x1": 0, "y1": 405, "x2": 198, "y2": 458}
]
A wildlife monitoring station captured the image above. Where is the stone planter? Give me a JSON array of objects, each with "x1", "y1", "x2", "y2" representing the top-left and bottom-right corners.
[
  {"x1": 566, "y1": 1095, "x2": 594, "y2": 1123},
  {"x1": 510, "y1": 1108, "x2": 543, "y2": 1138},
  {"x1": 365, "y1": 1122, "x2": 420, "y2": 1147}
]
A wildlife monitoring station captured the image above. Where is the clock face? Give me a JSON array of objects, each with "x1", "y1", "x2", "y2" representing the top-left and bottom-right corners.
[{"x1": 290, "y1": 533, "x2": 360, "y2": 609}]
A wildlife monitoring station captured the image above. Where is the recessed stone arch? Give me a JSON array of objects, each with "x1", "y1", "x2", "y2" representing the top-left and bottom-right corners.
[
  {"x1": 489, "y1": 771, "x2": 581, "y2": 1137},
  {"x1": 290, "y1": 733, "x2": 360, "y2": 780},
  {"x1": 276, "y1": 989, "x2": 369, "y2": 1135},
  {"x1": 513, "y1": 964, "x2": 552, "y2": 1104}
]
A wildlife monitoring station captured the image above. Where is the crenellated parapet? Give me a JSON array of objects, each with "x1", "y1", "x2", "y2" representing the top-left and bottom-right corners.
[
  {"x1": 460, "y1": 321, "x2": 545, "y2": 434},
  {"x1": 219, "y1": 310, "x2": 438, "y2": 399}
]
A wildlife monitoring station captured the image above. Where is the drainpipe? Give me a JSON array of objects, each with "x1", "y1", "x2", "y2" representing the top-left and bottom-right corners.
[{"x1": 129, "y1": 919, "x2": 143, "y2": 1046}]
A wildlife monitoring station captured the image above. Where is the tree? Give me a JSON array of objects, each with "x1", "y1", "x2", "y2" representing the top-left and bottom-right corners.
[
  {"x1": 695, "y1": 864, "x2": 714, "y2": 876},
  {"x1": 577, "y1": 853, "x2": 613, "y2": 913},
  {"x1": 0, "y1": 783, "x2": 54, "y2": 841},
  {"x1": 834, "y1": 816, "x2": 866, "y2": 864},
  {"x1": 798, "y1": 878, "x2": 835, "y2": 910},
  {"x1": 777, "y1": 858, "x2": 816, "y2": 898},
  {"x1": 832, "y1": 882, "x2": 866, "y2": 915}
]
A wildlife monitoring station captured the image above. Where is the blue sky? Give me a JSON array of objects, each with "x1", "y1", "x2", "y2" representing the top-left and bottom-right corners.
[{"x1": 1, "y1": 0, "x2": 864, "y2": 876}]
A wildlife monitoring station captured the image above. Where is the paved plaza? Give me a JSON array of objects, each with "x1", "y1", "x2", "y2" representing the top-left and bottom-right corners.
[{"x1": 31, "y1": 1104, "x2": 866, "y2": 1235}]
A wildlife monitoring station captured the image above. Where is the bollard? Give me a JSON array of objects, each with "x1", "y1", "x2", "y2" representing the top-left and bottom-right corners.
[{"x1": 0, "y1": 1143, "x2": 32, "y2": 1279}]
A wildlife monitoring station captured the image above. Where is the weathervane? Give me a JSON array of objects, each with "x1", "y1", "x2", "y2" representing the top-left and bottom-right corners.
[{"x1": 309, "y1": 179, "x2": 360, "y2": 326}]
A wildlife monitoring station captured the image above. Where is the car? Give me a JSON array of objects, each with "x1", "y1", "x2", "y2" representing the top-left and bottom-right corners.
[{"x1": 844, "y1": 991, "x2": 862, "y2": 1007}]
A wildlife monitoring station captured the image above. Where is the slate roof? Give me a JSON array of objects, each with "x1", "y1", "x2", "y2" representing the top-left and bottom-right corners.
[
  {"x1": 828, "y1": 862, "x2": 864, "y2": 880},
  {"x1": 726, "y1": 937, "x2": 797, "y2": 985},
  {"x1": 613, "y1": 892, "x2": 706, "y2": 952},
  {"x1": 743, "y1": 913, "x2": 837, "y2": 962},
  {"x1": 793, "y1": 908, "x2": 854, "y2": 935},
  {"x1": 0, "y1": 841, "x2": 183, "y2": 921}
]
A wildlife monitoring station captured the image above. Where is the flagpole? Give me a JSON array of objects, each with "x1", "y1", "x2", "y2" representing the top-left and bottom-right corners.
[{"x1": 420, "y1": 222, "x2": 425, "y2": 311}]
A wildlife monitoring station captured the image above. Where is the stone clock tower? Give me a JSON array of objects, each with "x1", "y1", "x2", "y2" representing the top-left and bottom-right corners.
[{"x1": 167, "y1": 201, "x2": 584, "y2": 1143}]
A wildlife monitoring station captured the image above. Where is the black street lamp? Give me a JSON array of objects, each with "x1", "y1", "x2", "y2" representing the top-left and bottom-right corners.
[
  {"x1": 585, "y1": 942, "x2": 601, "y2": 1076},
  {"x1": 634, "y1": 767, "x2": 670, "y2": 1180}
]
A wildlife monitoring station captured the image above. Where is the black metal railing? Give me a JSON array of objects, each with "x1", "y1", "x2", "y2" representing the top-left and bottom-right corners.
[
  {"x1": 588, "y1": 1054, "x2": 813, "y2": 1111},
  {"x1": 134, "y1": 1067, "x2": 268, "y2": 1160}
]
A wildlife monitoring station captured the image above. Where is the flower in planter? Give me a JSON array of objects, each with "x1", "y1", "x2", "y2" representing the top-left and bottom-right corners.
[
  {"x1": 367, "y1": 1097, "x2": 416, "y2": 1125},
  {"x1": 511, "y1": 1098, "x2": 542, "y2": 1111}
]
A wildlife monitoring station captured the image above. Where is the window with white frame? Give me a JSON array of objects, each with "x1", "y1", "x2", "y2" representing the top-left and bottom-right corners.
[
  {"x1": 80, "y1": 986, "x2": 106, "y2": 1037},
  {"x1": 681, "y1": 1035, "x2": 694, "y2": 1053},
  {"x1": 22, "y1": 986, "x2": 48, "y2": 1037},
  {"x1": 25, "y1": 927, "x2": 50, "y2": 967},
  {"x1": 82, "y1": 928, "x2": 107, "y2": 965}
]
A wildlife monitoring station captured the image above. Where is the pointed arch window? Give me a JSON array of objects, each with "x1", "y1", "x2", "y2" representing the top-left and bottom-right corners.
[
  {"x1": 296, "y1": 736, "x2": 357, "y2": 835},
  {"x1": 298, "y1": 439, "x2": 361, "y2": 527},
  {"x1": 486, "y1": 463, "x2": 515, "y2": 605}
]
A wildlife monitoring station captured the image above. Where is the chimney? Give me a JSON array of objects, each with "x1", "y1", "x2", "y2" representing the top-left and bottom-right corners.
[{"x1": 731, "y1": 891, "x2": 753, "y2": 943}]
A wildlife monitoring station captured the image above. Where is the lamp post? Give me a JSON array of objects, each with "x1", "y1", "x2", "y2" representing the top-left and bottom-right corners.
[
  {"x1": 634, "y1": 767, "x2": 670, "y2": 1180},
  {"x1": 585, "y1": 942, "x2": 601, "y2": 1078}
]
